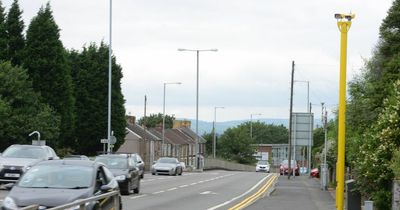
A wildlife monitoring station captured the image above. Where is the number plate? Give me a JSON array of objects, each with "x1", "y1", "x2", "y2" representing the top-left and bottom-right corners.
[{"x1": 4, "y1": 173, "x2": 20, "y2": 178}]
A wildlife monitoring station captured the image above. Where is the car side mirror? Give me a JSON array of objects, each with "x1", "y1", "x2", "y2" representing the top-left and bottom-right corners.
[
  {"x1": 100, "y1": 185, "x2": 113, "y2": 192},
  {"x1": 137, "y1": 160, "x2": 142, "y2": 164}
]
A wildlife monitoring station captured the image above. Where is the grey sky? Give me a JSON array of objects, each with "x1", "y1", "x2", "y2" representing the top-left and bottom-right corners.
[{"x1": 3, "y1": 0, "x2": 393, "y2": 121}]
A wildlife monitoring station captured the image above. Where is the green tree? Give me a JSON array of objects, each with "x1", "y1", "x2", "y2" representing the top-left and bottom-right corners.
[
  {"x1": 0, "y1": 61, "x2": 60, "y2": 151},
  {"x1": 24, "y1": 3, "x2": 75, "y2": 149},
  {"x1": 138, "y1": 113, "x2": 175, "y2": 129},
  {"x1": 6, "y1": 0, "x2": 24, "y2": 66},
  {"x1": 218, "y1": 123, "x2": 257, "y2": 164},
  {"x1": 0, "y1": 1, "x2": 7, "y2": 60},
  {"x1": 248, "y1": 121, "x2": 288, "y2": 144},
  {"x1": 353, "y1": 80, "x2": 400, "y2": 210},
  {"x1": 68, "y1": 43, "x2": 126, "y2": 155}
]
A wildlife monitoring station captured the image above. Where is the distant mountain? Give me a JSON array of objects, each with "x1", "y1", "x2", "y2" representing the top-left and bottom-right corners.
[{"x1": 178, "y1": 118, "x2": 322, "y2": 135}]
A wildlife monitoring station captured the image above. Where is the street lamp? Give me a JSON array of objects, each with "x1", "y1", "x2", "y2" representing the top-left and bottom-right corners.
[
  {"x1": 178, "y1": 48, "x2": 218, "y2": 169},
  {"x1": 162, "y1": 82, "x2": 182, "y2": 156},
  {"x1": 250, "y1": 113, "x2": 262, "y2": 140},
  {"x1": 213, "y1": 106, "x2": 225, "y2": 158},
  {"x1": 107, "y1": 0, "x2": 113, "y2": 154},
  {"x1": 335, "y1": 12, "x2": 355, "y2": 210}
]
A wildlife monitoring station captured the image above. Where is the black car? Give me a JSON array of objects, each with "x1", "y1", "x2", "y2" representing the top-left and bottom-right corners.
[
  {"x1": 1, "y1": 160, "x2": 121, "y2": 210},
  {"x1": 0, "y1": 144, "x2": 59, "y2": 184},
  {"x1": 95, "y1": 154, "x2": 140, "y2": 195},
  {"x1": 130, "y1": 154, "x2": 145, "y2": 179}
]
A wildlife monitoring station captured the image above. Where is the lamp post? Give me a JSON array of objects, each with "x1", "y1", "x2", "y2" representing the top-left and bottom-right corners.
[
  {"x1": 178, "y1": 48, "x2": 218, "y2": 169},
  {"x1": 213, "y1": 106, "x2": 224, "y2": 158},
  {"x1": 335, "y1": 12, "x2": 355, "y2": 210},
  {"x1": 250, "y1": 113, "x2": 262, "y2": 140},
  {"x1": 162, "y1": 82, "x2": 182, "y2": 156},
  {"x1": 106, "y1": 0, "x2": 113, "y2": 154}
]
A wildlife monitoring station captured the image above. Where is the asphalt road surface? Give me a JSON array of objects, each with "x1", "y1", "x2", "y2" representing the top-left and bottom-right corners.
[{"x1": 0, "y1": 170, "x2": 274, "y2": 210}]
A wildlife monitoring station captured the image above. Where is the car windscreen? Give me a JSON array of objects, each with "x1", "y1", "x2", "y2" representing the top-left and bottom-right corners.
[
  {"x1": 2, "y1": 146, "x2": 47, "y2": 159},
  {"x1": 257, "y1": 160, "x2": 268, "y2": 165},
  {"x1": 157, "y1": 158, "x2": 176, "y2": 164},
  {"x1": 18, "y1": 165, "x2": 93, "y2": 189},
  {"x1": 95, "y1": 157, "x2": 128, "y2": 169}
]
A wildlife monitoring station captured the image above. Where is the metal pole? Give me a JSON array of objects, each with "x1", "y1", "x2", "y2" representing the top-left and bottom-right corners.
[
  {"x1": 107, "y1": 0, "x2": 112, "y2": 154},
  {"x1": 336, "y1": 16, "x2": 353, "y2": 210},
  {"x1": 250, "y1": 114, "x2": 253, "y2": 139},
  {"x1": 196, "y1": 50, "x2": 199, "y2": 169},
  {"x1": 288, "y1": 61, "x2": 295, "y2": 179},
  {"x1": 162, "y1": 83, "x2": 166, "y2": 156},
  {"x1": 307, "y1": 82, "x2": 310, "y2": 112},
  {"x1": 213, "y1": 107, "x2": 216, "y2": 158}
]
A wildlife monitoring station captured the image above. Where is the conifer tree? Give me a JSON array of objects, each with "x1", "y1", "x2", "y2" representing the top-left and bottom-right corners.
[
  {"x1": 0, "y1": 1, "x2": 7, "y2": 60},
  {"x1": 25, "y1": 3, "x2": 75, "y2": 149},
  {"x1": 69, "y1": 43, "x2": 126, "y2": 155},
  {"x1": 6, "y1": 0, "x2": 24, "y2": 66}
]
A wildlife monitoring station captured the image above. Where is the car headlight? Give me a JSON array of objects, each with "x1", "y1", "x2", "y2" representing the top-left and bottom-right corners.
[
  {"x1": 22, "y1": 165, "x2": 31, "y2": 172},
  {"x1": 115, "y1": 175, "x2": 126, "y2": 181},
  {"x1": 3, "y1": 197, "x2": 18, "y2": 210}
]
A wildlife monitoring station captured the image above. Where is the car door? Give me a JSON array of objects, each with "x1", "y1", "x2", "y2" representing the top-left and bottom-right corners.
[{"x1": 128, "y1": 158, "x2": 139, "y2": 188}]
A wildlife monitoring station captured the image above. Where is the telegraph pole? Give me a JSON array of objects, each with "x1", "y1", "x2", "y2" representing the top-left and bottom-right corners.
[{"x1": 288, "y1": 61, "x2": 295, "y2": 179}]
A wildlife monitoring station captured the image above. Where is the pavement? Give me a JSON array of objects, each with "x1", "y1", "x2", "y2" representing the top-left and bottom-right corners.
[{"x1": 246, "y1": 175, "x2": 336, "y2": 210}]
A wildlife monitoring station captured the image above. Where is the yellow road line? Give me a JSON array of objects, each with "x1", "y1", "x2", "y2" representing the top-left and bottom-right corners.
[{"x1": 228, "y1": 174, "x2": 278, "y2": 210}]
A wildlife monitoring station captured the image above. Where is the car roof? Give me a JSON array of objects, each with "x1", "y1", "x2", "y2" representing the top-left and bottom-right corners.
[
  {"x1": 8, "y1": 144, "x2": 50, "y2": 149},
  {"x1": 97, "y1": 154, "x2": 130, "y2": 158},
  {"x1": 36, "y1": 159, "x2": 98, "y2": 167}
]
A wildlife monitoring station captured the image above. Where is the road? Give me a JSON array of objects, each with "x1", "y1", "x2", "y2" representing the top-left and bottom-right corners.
[{"x1": 0, "y1": 170, "x2": 275, "y2": 210}]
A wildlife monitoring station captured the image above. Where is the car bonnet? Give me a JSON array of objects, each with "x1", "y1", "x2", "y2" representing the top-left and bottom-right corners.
[{"x1": 9, "y1": 186, "x2": 92, "y2": 207}]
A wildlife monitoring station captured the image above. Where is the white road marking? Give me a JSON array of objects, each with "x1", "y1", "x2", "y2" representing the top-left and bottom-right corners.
[
  {"x1": 179, "y1": 185, "x2": 189, "y2": 188},
  {"x1": 207, "y1": 174, "x2": 273, "y2": 210},
  {"x1": 200, "y1": 191, "x2": 217, "y2": 195},
  {"x1": 153, "y1": 190, "x2": 165, "y2": 195},
  {"x1": 130, "y1": 194, "x2": 148, "y2": 199},
  {"x1": 190, "y1": 183, "x2": 197, "y2": 186},
  {"x1": 167, "y1": 187, "x2": 177, "y2": 191}
]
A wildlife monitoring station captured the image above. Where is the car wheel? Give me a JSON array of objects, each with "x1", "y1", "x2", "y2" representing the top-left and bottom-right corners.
[
  {"x1": 134, "y1": 179, "x2": 140, "y2": 194},
  {"x1": 179, "y1": 168, "x2": 182, "y2": 176},
  {"x1": 121, "y1": 180, "x2": 131, "y2": 195},
  {"x1": 152, "y1": 172, "x2": 156, "y2": 175},
  {"x1": 173, "y1": 169, "x2": 177, "y2": 176},
  {"x1": 140, "y1": 173, "x2": 144, "y2": 179}
]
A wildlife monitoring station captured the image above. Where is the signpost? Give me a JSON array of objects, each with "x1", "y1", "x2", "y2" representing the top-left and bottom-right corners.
[
  {"x1": 291, "y1": 112, "x2": 314, "y2": 176},
  {"x1": 101, "y1": 136, "x2": 117, "y2": 154}
]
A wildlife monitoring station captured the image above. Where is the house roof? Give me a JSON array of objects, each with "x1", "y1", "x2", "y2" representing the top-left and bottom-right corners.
[
  {"x1": 126, "y1": 123, "x2": 161, "y2": 141},
  {"x1": 178, "y1": 127, "x2": 207, "y2": 144}
]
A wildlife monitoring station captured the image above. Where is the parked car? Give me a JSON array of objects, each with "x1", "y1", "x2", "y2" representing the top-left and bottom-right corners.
[
  {"x1": 63, "y1": 155, "x2": 90, "y2": 160},
  {"x1": 130, "y1": 154, "x2": 145, "y2": 179},
  {"x1": 1, "y1": 160, "x2": 121, "y2": 210},
  {"x1": 95, "y1": 154, "x2": 140, "y2": 195},
  {"x1": 279, "y1": 159, "x2": 299, "y2": 176},
  {"x1": 151, "y1": 157, "x2": 183, "y2": 176},
  {"x1": 256, "y1": 160, "x2": 270, "y2": 173},
  {"x1": 311, "y1": 168, "x2": 320, "y2": 178},
  {"x1": 0, "y1": 144, "x2": 59, "y2": 184}
]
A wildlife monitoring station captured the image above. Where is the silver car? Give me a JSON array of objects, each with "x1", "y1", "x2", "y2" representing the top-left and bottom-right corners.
[{"x1": 151, "y1": 157, "x2": 183, "y2": 176}]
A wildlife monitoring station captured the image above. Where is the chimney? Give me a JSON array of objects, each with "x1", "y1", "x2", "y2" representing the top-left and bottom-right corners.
[{"x1": 126, "y1": 115, "x2": 136, "y2": 125}]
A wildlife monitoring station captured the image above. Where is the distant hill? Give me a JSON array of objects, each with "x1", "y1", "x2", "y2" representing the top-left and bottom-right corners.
[{"x1": 178, "y1": 118, "x2": 322, "y2": 135}]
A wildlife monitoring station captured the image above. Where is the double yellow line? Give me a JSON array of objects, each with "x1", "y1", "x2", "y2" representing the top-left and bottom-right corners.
[{"x1": 228, "y1": 174, "x2": 278, "y2": 210}]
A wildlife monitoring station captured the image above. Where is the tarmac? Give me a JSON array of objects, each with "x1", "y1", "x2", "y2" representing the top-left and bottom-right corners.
[{"x1": 246, "y1": 175, "x2": 336, "y2": 210}]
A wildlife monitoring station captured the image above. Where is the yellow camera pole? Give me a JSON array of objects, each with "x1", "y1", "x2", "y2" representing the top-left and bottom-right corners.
[{"x1": 335, "y1": 13, "x2": 354, "y2": 210}]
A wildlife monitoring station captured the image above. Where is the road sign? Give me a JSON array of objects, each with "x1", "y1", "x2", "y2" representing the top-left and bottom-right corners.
[
  {"x1": 291, "y1": 112, "x2": 313, "y2": 146},
  {"x1": 100, "y1": 139, "x2": 108, "y2": 144},
  {"x1": 109, "y1": 136, "x2": 117, "y2": 145}
]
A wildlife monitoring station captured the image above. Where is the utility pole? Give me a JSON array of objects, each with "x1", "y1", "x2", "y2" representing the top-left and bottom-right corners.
[
  {"x1": 322, "y1": 102, "x2": 328, "y2": 190},
  {"x1": 288, "y1": 61, "x2": 295, "y2": 179}
]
